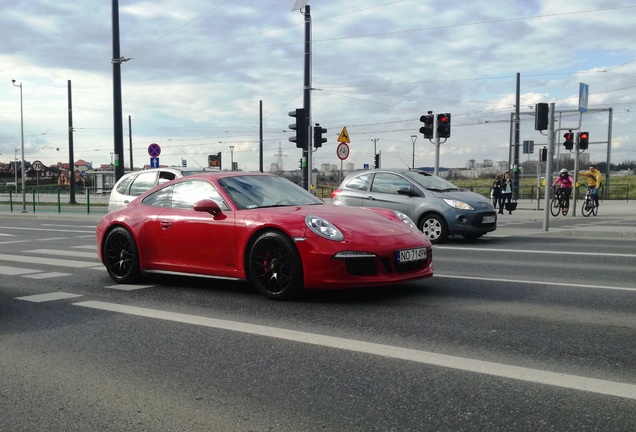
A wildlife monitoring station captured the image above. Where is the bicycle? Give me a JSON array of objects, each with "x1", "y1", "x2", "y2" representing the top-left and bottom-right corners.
[
  {"x1": 550, "y1": 187, "x2": 569, "y2": 216},
  {"x1": 581, "y1": 185, "x2": 599, "y2": 217}
]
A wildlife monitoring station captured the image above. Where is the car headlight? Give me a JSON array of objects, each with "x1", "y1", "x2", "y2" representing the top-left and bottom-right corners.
[
  {"x1": 305, "y1": 215, "x2": 345, "y2": 241},
  {"x1": 443, "y1": 199, "x2": 475, "y2": 210},
  {"x1": 393, "y1": 211, "x2": 417, "y2": 230}
]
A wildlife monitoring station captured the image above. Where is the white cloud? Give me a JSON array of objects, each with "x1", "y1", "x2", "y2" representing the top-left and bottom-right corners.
[{"x1": 1, "y1": 0, "x2": 635, "y2": 173}]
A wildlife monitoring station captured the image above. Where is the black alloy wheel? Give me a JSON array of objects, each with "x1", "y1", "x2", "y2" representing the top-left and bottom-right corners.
[
  {"x1": 247, "y1": 231, "x2": 303, "y2": 300},
  {"x1": 103, "y1": 227, "x2": 141, "y2": 284}
]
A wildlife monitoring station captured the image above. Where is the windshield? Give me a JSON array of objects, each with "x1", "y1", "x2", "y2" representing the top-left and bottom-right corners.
[
  {"x1": 403, "y1": 171, "x2": 462, "y2": 191},
  {"x1": 219, "y1": 175, "x2": 323, "y2": 210}
]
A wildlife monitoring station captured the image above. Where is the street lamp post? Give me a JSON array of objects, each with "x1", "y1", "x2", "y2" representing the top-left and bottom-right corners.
[
  {"x1": 411, "y1": 135, "x2": 418, "y2": 169},
  {"x1": 11, "y1": 80, "x2": 27, "y2": 213},
  {"x1": 229, "y1": 146, "x2": 234, "y2": 171},
  {"x1": 14, "y1": 147, "x2": 19, "y2": 190}
]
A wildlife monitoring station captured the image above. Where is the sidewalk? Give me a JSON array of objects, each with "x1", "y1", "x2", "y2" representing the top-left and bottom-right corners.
[{"x1": 493, "y1": 199, "x2": 636, "y2": 238}]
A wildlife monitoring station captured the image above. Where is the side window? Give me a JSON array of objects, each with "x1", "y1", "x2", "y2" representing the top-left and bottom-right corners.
[
  {"x1": 158, "y1": 171, "x2": 177, "y2": 184},
  {"x1": 345, "y1": 174, "x2": 370, "y2": 191},
  {"x1": 115, "y1": 174, "x2": 135, "y2": 194},
  {"x1": 128, "y1": 171, "x2": 158, "y2": 196},
  {"x1": 370, "y1": 173, "x2": 412, "y2": 195},
  {"x1": 171, "y1": 180, "x2": 228, "y2": 210},
  {"x1": 142, "y1": 185, "x2": 173, "y2": 208}
]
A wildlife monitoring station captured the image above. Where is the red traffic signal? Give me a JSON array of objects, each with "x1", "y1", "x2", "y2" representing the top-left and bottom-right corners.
[
  {"x1": 437, "y1": 113, "x2": 451, "y2": 138},
  {"x1": 579, "y1": 132, "x2": 589, "y2": 150},
  {"x1": 563, "y1": 132, "x2": 574, "y2": 150}
]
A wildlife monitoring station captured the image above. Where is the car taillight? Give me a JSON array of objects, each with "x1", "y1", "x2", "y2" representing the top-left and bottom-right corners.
[{"x1": 330, "y1": 189, "x2": 342, "y2": 199}]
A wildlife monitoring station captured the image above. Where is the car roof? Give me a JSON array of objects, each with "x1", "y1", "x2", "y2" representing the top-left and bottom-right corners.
[{"x1": 344, "y1": 168, "x2": 430, "y2": 177}]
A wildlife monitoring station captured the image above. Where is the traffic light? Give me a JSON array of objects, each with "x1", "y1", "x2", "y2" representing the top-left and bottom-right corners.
[
  {"x1": 535, "y1": 103, "x2": 549, "y2": 131},
  {"x1": 437, "y1": 113, "x2": 451, "y2": 138},
  {"x1": 419, "y1": 114, "x2": 434, "y2": 139},
  {"x1": 563, "y1": 131, "x2": 574, "y2": 150},
  {"x1": 579, "y1": 132, "x2": 589, "y2": 150},
  {"x1": 314, "y1": 124, "x2": 327, "y2": 148},
  {"x1": 374, "y1": 152, "x2": 380, "y2": 169},
  {"x1": 288, "y1": 108, "x2": 307, "y2": 149},
  {"x1": 540, "y1": 146, "x2": 547, "y2": 162}
]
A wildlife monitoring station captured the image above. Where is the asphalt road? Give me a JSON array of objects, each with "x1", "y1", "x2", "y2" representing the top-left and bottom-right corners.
[{"x1": 0, "y1": 213, "x2": 635, "y2": 431}]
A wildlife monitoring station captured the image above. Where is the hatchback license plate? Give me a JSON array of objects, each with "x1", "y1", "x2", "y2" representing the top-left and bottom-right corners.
[
  {"x1": 397, "y1": 247, "x2": 426, "y2": 263},
  {"x1": 483, "y1": 215, "x2": 496, "y2": 224}
]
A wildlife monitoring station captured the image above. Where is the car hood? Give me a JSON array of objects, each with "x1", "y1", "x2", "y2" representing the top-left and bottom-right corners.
[
  {"x1": 429, "y1": 190, "x2": 493, "y2": 209},
  {"x1": 245, "y1": 204, "x2": 416, "y2": 238}
]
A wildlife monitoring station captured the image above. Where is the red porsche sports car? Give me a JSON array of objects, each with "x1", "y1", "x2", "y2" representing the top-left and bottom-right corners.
[{"x1": 96, "y1": 172, "x2": 433, "y2": 300}]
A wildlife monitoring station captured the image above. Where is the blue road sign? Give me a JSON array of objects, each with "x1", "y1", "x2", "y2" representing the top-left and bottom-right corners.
[
  {"x1": 148, "y1": 143, "x2": 161, "y2": 158},
  {"x1": 150, "y1": 157, "x2": 159, "y2": 168},
  {"x1": 579, "y1": 82, "x2": 589, "y2": 113}
]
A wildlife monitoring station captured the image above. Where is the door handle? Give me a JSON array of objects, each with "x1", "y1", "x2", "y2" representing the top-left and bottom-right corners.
[{"x1": 160, "y1": 220, "x2": 172, "y2": 229}]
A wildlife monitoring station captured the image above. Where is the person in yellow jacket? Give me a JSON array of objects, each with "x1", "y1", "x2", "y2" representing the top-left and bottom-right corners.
[{"x1": 578, "y1": 164, "x2": 603, "y2": 207}]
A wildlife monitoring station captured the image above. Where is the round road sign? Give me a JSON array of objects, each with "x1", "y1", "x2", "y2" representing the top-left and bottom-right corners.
[
  {"x1": 32, "y1": 160, "x2": 44, "y2": 171},
  {"x1": 336, "y1": 142, "x2": 349, "y2": 160},
  {"x1": 148, "y1": 143, "x2": 161, "y2": 158}
]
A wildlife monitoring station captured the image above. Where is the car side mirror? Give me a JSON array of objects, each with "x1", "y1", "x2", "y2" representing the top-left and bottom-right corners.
[
  {"x1": 193, "y1": 199, "x2": 223, "y2": 217},
  {"x1": 397, "y1": 186, "x2": 420, "y2": 197}
]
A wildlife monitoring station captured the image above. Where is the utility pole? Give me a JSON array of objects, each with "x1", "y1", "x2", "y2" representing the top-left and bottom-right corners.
[
  {"x1": 67, "y1": 80, "x2": 77, "y2": 204},
  {"x1": 513, "y1": 72, "x2": 521, "y2": 199},
  {"x1": 128, "y1": 115, "x2": 134, "y2": 170},
  {"x1": 111, "y1": 0, "x2": 126, "y2": 181},
  {"x1": 302, "y1": 4, "x2": 312, "y2": 192}
]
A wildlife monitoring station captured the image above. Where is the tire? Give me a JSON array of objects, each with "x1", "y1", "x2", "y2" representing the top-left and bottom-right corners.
[
  {"x1": 419, "y1": 213, "x2": 449, "y2": 244},
  {"x1": 561, "y1": 204, "x2": 569, "y2": 216},
  {"x1": 247, "y1": 231, "x2": 303, "y2": 300},
  {"x1": 550, "y1": 197, "x2": 560, "y2": 217},
  {"x1": 581, "y1": 199, "x2": 593, "y2": 217},
  {"x1": 103, "y1": 227, "x2": 141, "y2": 284}
]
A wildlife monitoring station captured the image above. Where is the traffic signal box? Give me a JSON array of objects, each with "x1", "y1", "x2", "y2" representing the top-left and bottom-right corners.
[
  {"x1": 374, "y1": 153, "x2": 380, "y2": 169},
  {"x1": 579, "y1": 132, "x2": 589, "y2": 150},
  {"x1": 437, "y1": 113, "x2": 451, "y2": 138},
  {"x1": 563, "y1": 131, "x2": 574, "y2": 150},
  {"x1": 535, "y1": 103, "x2": 549, "y2": 131},
  {"x1": 419, "y1": 114, "x2": 434, "y2": 139},
  {"x1": 314, "y1": 124, "x2": 327, "y2": 148},
  {"x1": 289, "y1": 108, "x2": 307, "y2": 149}
]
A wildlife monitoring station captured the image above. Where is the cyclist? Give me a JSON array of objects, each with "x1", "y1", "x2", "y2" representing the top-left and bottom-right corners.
[
  {"x1": 578, "y1": 164, "x2": 603, "y2": 208},
  {"x1": 551, "y1": 168, "x2": 574, "y2": 208}
]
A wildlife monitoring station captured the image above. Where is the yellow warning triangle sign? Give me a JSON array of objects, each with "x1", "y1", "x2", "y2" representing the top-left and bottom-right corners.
[{"x1": 337, "y1": 126, "x2": 350, "y2": 143}]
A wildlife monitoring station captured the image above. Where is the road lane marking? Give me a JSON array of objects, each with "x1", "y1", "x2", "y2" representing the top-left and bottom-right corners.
[
  {"x1": 435, "y1": 246, "x2": 636, "y2": 258},
  {"x1": 105, "y1": 284, "x2": 156, "y2": 291},
  {"x1": 25, "y1": 249, "x2": 98, "y2": 259},
  {"x1": 17, "y1": 292, "x2": 83, "y2": 302},
  {"x1": 0, "y1": 226, "x2": 94, "y2": 233},
  {"x1": 0, "y1": 265, "x2": 42, "y2": 275},
  {"x1": 74, "y1": 300, "x2": 636, "y2": 401},
  {"x1": 0, "y1": 253, "x2": 99, "y2": 268},
  {"x1": 434, "y1": 274, "x2": 636, "y2": 292},
  {"x1": 24, "y1": 272, "x2": 72, "y2": 279}
]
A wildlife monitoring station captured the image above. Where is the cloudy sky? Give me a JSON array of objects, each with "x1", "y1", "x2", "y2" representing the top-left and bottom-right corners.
[{"x1": 1, "y1": 0, "x2": 635, "y2": 173}]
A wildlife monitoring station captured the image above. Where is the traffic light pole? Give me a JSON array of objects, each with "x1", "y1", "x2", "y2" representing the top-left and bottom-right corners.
[
  {"x1": 302, "y1": 5, "x2": 312, "y2": 192},
  {"x1": 542, "y1": 102, "x2": 556, "y2": 232}
]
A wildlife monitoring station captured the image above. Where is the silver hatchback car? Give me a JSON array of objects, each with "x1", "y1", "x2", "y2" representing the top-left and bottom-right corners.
[
  {"x1": 107, "y1": 167, "x2": 211, "y2": 212},
  {"x1": 331, "y1": 169, "x2": 497, "y2": 243}
]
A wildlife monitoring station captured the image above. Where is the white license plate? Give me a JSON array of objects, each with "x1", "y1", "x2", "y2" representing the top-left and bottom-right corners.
[
  {"x1": 483, "y1": 215, "x2": 496, "y2": 224},
  {"x1": 397, "y1": 247, "x2": 427, "y2": 263}
]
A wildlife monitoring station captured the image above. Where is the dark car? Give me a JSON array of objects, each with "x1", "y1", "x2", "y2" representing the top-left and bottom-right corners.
[{"x1": 331, "y1": 169, "x2": 497, "y2": 243}]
